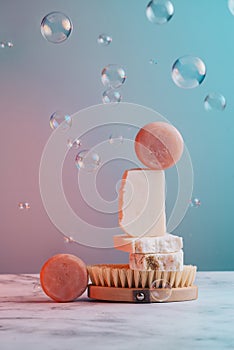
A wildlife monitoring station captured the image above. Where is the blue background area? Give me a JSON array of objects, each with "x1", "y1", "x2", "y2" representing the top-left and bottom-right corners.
[{"x1": 0, "y1": 0, "x2": 233, "y2": 272}]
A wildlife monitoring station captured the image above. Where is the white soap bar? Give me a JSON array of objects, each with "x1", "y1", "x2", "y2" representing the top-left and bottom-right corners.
[
  {"x1": 129, "y1": 250, "x2": 183, "y2": 271},
  {"x1": 114, "y1": 234, "x2": 183, "y2": 253},
  {"x1": 119, "y1": 169, "x2": 166, "y2": 237}
]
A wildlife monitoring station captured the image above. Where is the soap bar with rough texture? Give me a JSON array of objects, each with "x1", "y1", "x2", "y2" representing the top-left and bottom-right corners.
[
  {"x1": 119, "y1": 169, "x2": 166, "y2": 237},
  {"x1": 129, "y1": 250, "x2": 183, "y2": 271},
  {"x1": 40, "y1": 254, "x2": 88, "y2": 302},
  {"x1": 114, "y1": 233, "x2": 183, "y2": 253}
]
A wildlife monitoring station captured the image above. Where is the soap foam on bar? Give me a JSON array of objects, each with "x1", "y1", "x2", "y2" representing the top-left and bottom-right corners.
[
  {"x1": 114, "y1": 234, "x2": 183, "y2": 253},
  {"x1": 119, "y1": 169, "x2": 166, "y2": 237},
  {"x1": 129, "y1": 250, "x2": 184, "y2": 271}
]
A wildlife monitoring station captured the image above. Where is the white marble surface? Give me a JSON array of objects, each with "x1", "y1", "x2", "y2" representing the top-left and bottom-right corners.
[{"x1": 0, "y1": 272, "x2": 234, "y2": 350}]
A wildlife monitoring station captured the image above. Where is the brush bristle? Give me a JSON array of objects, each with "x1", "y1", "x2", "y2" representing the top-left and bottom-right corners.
[{"x1": 87, "y1": 264, "x2": 197, "y2": 288}]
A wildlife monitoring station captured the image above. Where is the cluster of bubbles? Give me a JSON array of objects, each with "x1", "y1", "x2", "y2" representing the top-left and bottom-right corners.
[
  {"x1": 101, "y1": 64, "x2": 126, "y2": 104},
  {"x1": 97, "y1": 34, "x2": 124, "y2": 103},
  {"x1": 18, "y1": 202, "x2": 30, "y2": 210},
  {"x1": 1, "y1": 41, "x2": 13, "y2": 48},
  {"x1": 145, "y1": 1, "x2": 227, "y2": 110}
]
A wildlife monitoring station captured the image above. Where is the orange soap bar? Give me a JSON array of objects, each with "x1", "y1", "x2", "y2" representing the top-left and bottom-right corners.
[
  {"x1": 135, "y1": 122, "x2": 184, "y2": 170},
  {"x1": 40, "y1": 254, "x2": 88, "y2": 302}
]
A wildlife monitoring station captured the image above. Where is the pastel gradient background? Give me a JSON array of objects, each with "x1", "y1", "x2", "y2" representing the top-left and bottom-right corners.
[{"x1": 0, "y1": 0, "x2": 234, "y2": 273}]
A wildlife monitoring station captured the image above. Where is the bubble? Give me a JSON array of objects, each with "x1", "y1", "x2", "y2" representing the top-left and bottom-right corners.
[
  {"x1": 1, "y1": 41, "x2": 13, "y2": 48},
  {"x1": 97, "y1": 33, "x2": 112, "y2": 46},
  {"x1": 50, "y1": 111, "x2": 72, "y2": 130},
  {"x1": 18, "y1": 202, "x2": 30, "y2": 210},
  {"x1": 67, "y1": 138, "x2": 82, "y2": 149},
  {"x1": 7, "y1": 41, "x2": 13, "y2": 48},
  {"x1": 149, "y1": 59, "x2": 157, "y2": 64},
  {"x1": 75, "y1": 150, "x2": 100, "y2": 172},
  {"x1": 228, "y1": 0, "x2": 234, "y2": 15},
  {"x1": 146, "y1": 0, "x2": 174, "y2": 24},
  {"x1": 64, "y1": 236, "x2": 75, "y2": 243},
  {"x1": 102, "y1": 89, "x2": 122, "y2": 104},
  {"x1": 189, "y1": 198, "x2": 201, "y2": 208},
  {"x1": 41, "y1": 12, "x2": 72, "y2": 43},
  {"x1": 108, "y1": 134, "x2": 124, "y2": 144},
  {"x1": 150, "y1": 279, "x2": 172, "y2": 302},
  {"x1": 172, "y1": 55, "x2": 206, "y2": 89},
  {"x1": 101, "y1": 64, "x2": 126, "y2": 88},
  {"x1": 33, "y1": 281, "x2": 42, "y2": 293},
  {"x1": 204, "y1": 93, "x2": 226, "y2": 111}
]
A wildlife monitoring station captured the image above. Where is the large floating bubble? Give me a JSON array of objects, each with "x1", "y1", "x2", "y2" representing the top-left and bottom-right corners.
[
  {"x1": 101, "y1": 64, "x2": 126, "y2": 88},
  {"x1": 204, "y1": 92, "x2": 226, "y2": 111},
  {"x1": 146, "y1": 0, "x2": 174, "y2": 24},
  {"x1": 172, "y1": 55, "x2": 206, "y2": 89},
  {"x1": 41, "y1": 12, "x2": 72, "y2": 43}
]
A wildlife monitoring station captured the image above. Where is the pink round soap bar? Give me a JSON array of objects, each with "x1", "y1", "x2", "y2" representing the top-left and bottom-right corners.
[
  {"x1": 135, "y1": 122, "x2": 184, "y2": 170},
  {"x1": 40, "y1": 254, "x2": 88, "y2": 302}
]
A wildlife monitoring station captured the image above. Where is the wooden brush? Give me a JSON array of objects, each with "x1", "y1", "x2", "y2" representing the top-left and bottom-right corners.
[{"x1": 87, "y1": 264, "x2": 198, "y2": 303}]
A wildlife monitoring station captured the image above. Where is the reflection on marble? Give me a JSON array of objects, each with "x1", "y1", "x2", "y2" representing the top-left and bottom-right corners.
[{"x1": 0, "y1": 273, "x2": 234, "y2": 349}]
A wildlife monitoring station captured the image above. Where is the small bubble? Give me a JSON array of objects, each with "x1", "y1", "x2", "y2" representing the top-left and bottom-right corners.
[
  {"x1": 64, "y1": 236, "x2": 75, "y2": 243},
  {"x1": 75, "y1": 150, "x2": 100, "y2": 172},
  {"x1": 18, "y1": 202, "x2": 30, "y2": 210},
  {"x1": 150, "y1": 279, "x2": 172, "y2": 302},
  {"x1": 97, "y1": 33, "x2": 112, "y2": 46},
  {"x1": 204, "y1": 93, "x2": 226, "y2": 111},
  {"x1": 101, "y1": 64, "x2": 126, "y2": 88},
  {"x1": 67, "y1": 138, "x2": 82, "y2": 149},
  {"x1": 7, "y1": 41, "x2": 13, "y2": 48},
  {"x1": 50, "y1": 111, "x2": 72, "y2": 130},
  {"x1": 41, "y1": 12, "x2": 72, "y2": 43},
  {"x1": 108, "y1": 134, "x2": 124, "y2": 144},
  {"x1": 149, "y1": 59, "x2": 157, "y2": 64},
  {"x1": 102, "y1": 89, "x2": 122, "y2": 104},
  {"x1": 172, "y1": 55, "x2": 206, "y2": 89},
  {"x1": 189, "y1": 198, "x2": 201, "y2": 208},
  {"x1": 0, "y1": 41, "x2": 13, "y2": 48},
  {"x1": 146, "y1": 0, "x2": 174, "y2": 24},
  {"x1": 33, "y1": 281, "x2": 42, "y2": 293}
]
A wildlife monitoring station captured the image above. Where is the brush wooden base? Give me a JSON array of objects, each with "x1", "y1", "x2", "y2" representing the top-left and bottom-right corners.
[{"x1": 88, "y1": 285, "x2": 198, "y2": 303}]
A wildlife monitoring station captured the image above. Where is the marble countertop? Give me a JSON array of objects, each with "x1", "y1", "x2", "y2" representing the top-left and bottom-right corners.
[{"x1": 0, "y1": 272, "x2": 234, "y2": 350}]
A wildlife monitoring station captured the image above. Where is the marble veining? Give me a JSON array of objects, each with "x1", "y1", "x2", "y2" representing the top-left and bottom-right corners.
[{"x1": 0, "y1": 272, "x2": 234, "y2": 349}]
